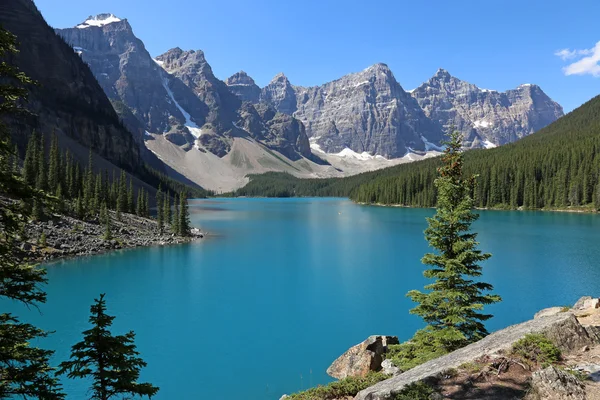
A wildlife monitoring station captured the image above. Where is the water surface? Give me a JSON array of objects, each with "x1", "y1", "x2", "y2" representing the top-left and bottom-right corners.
[{"x1": 7, "y1": 198, "x2": 600, "y2": 399}]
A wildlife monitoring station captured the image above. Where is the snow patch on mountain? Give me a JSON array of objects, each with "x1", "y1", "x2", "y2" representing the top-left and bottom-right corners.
[
  {"x1": 473, "y1": 120, "x2": 492, "y2": 128},
  {"x1": 483, "y1": 140, "x2": 497, "y2": 149},
  {"x1": 76, "y1": 14, "x2": 122, "y2": 29},
  {"x1": 161, "y1": 77, "x2": 202, "y2": 138}
]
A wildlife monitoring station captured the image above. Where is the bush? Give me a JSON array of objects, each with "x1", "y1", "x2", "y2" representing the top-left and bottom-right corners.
[
  {"x1": 392, "y1": 381, "x2": 436, "y2": 400},
  {"x1": 386, "y1": 330, "x2": 449, "y2": 372},
  {"x1": 511, "y1": 334, "x2": 561, "y2": 366},
  {"x1": 288, "y1": 372, "x2": 388, "y2": 400}
]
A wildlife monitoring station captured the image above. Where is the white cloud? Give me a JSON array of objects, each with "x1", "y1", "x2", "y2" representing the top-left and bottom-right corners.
[{"x1": 555, "y1": 42, "x2": 600, "y2": 77}]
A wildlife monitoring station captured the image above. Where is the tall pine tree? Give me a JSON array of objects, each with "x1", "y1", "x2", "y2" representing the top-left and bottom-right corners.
[
  {"x1": 58, "y1": 294, "x2": 159, "y2": 400},
  {"x1": 179, "y1": 191, "x2": 190, "y2": 236}
]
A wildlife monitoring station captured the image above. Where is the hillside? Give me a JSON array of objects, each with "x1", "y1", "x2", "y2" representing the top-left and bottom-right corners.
[{"x1": 235, "y1": 94, "x2": 600, "y2": 211}]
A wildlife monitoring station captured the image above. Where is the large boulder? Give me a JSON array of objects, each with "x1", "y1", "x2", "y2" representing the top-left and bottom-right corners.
[
  {"x1": 326, "y1": 335, "x2": 399, "y2": 379},
  {"x1": 525, "y1": 366, "x2": 586, "y2": 400}
]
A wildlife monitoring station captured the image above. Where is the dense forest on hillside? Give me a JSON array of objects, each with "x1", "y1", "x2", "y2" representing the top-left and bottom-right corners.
[{"x1": 235, "y1": 95, "x2": 600, "y2": 211}]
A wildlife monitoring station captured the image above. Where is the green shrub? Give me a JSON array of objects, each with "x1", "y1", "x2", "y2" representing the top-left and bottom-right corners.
[
  {"x1": 386, "y1": 330, "x2": 449, "y2": 372},
  {"x1": 288, "y1": 372, "x2": 388, "y2": 400},
  {"x1": 511, "y1": 334, "x2": 561, "y2": 366},
  {"x1": 392, "y1": 381, "x2": 436, "y2": 400},
  {"x1": 459, "y1": 361, "x2": 483, "y2": 374}
]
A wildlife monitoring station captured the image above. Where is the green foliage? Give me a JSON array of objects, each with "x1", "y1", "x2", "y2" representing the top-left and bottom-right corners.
[
  {"x1": 407, "y1": 132, "x2": 501, "y2": 354},
  {"x1": 172, "y1": 194, "x2": 180, "y2": 235},
  {"x1": 386, "y1": 329, "x2": 450, "y2": 371},
  {"x1": 58, "y1": 294, "x2": 159, "y2": 400},
  {"x1": 392, "y1": 381, "x2": 436, "y2": 400},
  {"x1": 287, "y1": 372, "x2": 388, "y2": 400},
  {"x1": 511, "y1": 334, "x2": 561, "y2": 366},
  {"x1": 156, "y1": 186, "x2": 164, "y2": 234},
  {"x1": 179, "y1": 191, "x2": 190, "y2": 236},
  {"x1": 0, "y1": 24, "x2": 64, "y2": 399}
]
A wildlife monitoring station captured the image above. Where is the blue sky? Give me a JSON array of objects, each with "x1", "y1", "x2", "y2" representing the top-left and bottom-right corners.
[{"x1": 36, "y1": 0, "x2": 600, "y2": 112}]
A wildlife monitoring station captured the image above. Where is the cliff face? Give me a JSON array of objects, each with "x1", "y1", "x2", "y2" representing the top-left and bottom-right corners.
[
  {"x1": 0, "y1": 1, "x2": 141, "y2": 171},
  {"x1": 411, "y1": 69, "x2": 565, "y2": 148},
  {"x1": 258, "y1": 64, "x2": 444, "y2": 158},
  {"x1": 56, "y1": 17, "x2": 207, "y2": 149}
]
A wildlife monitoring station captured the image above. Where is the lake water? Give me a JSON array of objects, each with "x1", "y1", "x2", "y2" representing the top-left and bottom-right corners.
[{"x1": 6, "y1": 198, "x2": 600, "y2": 399}]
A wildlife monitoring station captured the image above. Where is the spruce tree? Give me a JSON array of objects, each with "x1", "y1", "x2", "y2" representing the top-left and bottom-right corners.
[
  {"x1": 127, "y1": 178, "x2": 134, "y2": 214},
  {"x1": 23, "y1": 130, "x2": 38, "y2": 187},
  {"x1": 55, "y1": 183, "x2": 65, "y2": 214},
  {"x1": 48, "y1": 131, "x2": 60, "y2": 194},
  {"x1": 12, "y1": 143, "x2": 19, "y2": 175},
  {"x1": 143, "y1": 188, "x2": 150, "y2": 218},
  {"x1": 58, "y1": 294, "x2": 159, "y2": 400},
  {"x1": 179, "y1": 191, "x2": 190, "y2": 236},
  {"x1": 0, "y1": 25, "x2": 64, "y2": 399},
  {"x1": 163, "y1": 193, "x2": 171, "y2": 231},
  {"x1": 172, "y1": 194, "x2": 180, "y2": 235},
  {"x1": 84, "y1": 149, "x2": 94, "y2": 214},
  {"x1": 35, "y1": 134, "x2": 46, "y2": 191},
  {"x1": 101, "y1": 203, "x2": 112, "y2": 241},
  {"x1": 136, "y1": 189, "x2": 142, "y2": 217},
  {"x1": 156, "y1": 186, "x2": 163, "y2": 234},
  {"x1": 400, "y1": 132, "x2": 501, "y2": 368}
]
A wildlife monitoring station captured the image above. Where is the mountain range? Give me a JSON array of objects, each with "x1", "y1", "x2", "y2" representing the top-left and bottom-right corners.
[{"x1": 51, "y1": 12, "x2": 562, "y2": 191}]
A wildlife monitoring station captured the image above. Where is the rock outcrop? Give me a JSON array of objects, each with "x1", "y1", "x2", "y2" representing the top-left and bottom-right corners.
[
  {"x1": 259, "y1": 64, "x2": 445, "y2": 158},
  {"x1": 226, "y1": 71, "x2": 261, "y2": 103},
  {"x1": 526, "y1": 366, "x2": 586, "y2": 400},
  {"x1": 354, "y1": 312, "x2": 596, "y2": 400},
  {"x1": 411, "y1": 69, "x2": 564, "y2": 148},
  {"x1": 326, "y1": 335, "x2": 399, "y2": 380}
]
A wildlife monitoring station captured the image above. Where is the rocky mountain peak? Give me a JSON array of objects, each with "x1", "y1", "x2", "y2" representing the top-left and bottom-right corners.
[
  {"x1": 76, "y1": 13, "x2": 125, "y2": 29},
  {"x1": 226, "y1": 71, "x2": 256, "y2": 86},
  {"x1": 226, "y1": 71, "x2": 260, "y2": 103},
  {"x1": 433, "y1": 68, "x2": 451, "y2": 80}
]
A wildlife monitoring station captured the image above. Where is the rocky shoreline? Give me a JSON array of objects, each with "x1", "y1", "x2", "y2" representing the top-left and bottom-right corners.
[{"x1": 19, "y1": 211, "x2": 203, "y2": 264}]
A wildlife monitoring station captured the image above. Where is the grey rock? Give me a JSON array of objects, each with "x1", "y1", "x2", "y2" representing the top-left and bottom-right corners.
[
  {"x1": 535, "y1": 307, "x2": 566, "y2": 319},
  {"x1": 573, "y1": 296, "x2": 592, "y2": 310},
  {"x1": 526, "y1": 365, "x2": 586, "y2": 400},
  {"x1": 381, "y1": 359, "x2": 400, "y2": 376},
  {"x1": 411, "y1": 69, "x2": 564, "y2": 149},
  {"x1": 261, "y1": 64, "x2": 444, "y2": 158},
  {"x1": 326, "y1": 335, "x2": 399, "y2": 379},
  {"x1": 57, "y1": 19, "x2": 207, "y2": 146},
  {"x1": 354, "y1": 313, "x2": 593, "y2": 400},
  {"x1": 226, "y1": 71, "x2": 261, "y2": 103}
]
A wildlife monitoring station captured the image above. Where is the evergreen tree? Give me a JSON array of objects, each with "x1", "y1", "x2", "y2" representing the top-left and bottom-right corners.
[
  {"x1": 116, "y1": 170, "x2": 127, "y2": 220},
  {"x1": 172, "y1": 194, "x2": 180, "y2": 235},
  {"x1": 136, "y1": 189, "x2": 142, "y2": 217},
  {"x1": 55, "y1": 183, "x2": 65, "y2": 214},
  {"x1": 163, "y1": 194, "x2": 171, "y2": 231},
  {"x1": 94, "y1": 172, "x2": 103, "y2": 216},
  {"x1": 84, "y1": 149, "x2": 94, "y2": 215},
  {"x1": 35, "y1": 134, "x2": 46, "y2": 191},
  {"x1": 58, "y1": 294, "x2": 159, "y2": 400},
  {"x1": 595, "y1": 180, "x2": 600, "y2": 211},
  {"x1": 100, "y1": 203, "x2": 112, "y2": 241},
  {"x1": 398, "y1": 132, "x2": 501, "y2": 369},
  {"x1": 179, "y1": 191, "x2": 190, "y2": 236},
  {"x1": 48, "y1": 131, "x2": 60, "y2": 194},
  {"x1": 12, "y1": 143, "x2": 19, "y2": 176},
  {"x1": 156, "y1": 186, "x2": 163, "y2": 234},
  {"x1": 75, "y1": 194, "x2": 84, "y2": 220},
  {"x1": 0, "y1": 25, "x2": 64, "y2": 399},
  {"x1": 127, "y1": 178, "x2": 134, "y2": 214},
  {"x1": 143, "y1": 188, "x2": 149, "y2": 218},
  {"x1": 31, "y1": 198, "x2": 43, "y2": 221},
  {"x1": 23, "y1": 130, "x2": 38, "y2": 187}
]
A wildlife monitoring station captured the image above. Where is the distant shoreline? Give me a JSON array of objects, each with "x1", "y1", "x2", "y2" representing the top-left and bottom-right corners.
[{"x1": 19, "y1": 211, "x2": 203, "y2": 265}]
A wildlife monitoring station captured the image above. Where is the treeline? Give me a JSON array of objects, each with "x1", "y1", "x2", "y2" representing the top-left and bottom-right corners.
[
  {"x1": 235, "y1": 94, "x2": 600, "y2": 211},
  {"x1": 15, "y1": 130, "x2": 193, "y2": 235}
]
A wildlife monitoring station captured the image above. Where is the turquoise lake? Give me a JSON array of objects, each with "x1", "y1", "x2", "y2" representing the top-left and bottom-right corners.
[{"x1": 6, "y1": 198, "x2": 600, "y2": 399}]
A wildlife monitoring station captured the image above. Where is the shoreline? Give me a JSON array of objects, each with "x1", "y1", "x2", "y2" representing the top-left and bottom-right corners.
[
  {"x1": 19, "y1": 211, "x2": 204, "y2": 265},
  {"x1": 356, "y1": 201, "x2": 599, "y2": 214}
]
